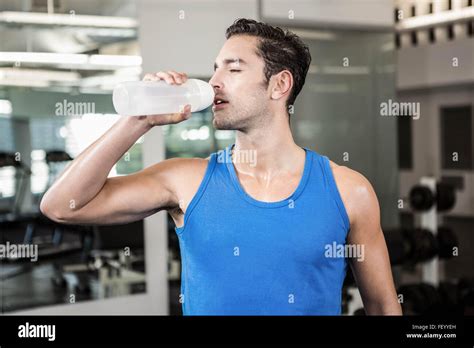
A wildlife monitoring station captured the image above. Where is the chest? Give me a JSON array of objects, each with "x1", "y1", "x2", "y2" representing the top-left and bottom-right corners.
[
  {"x1": 182, "y1": 197, "x2": 347, "y2": 266},
  {"x1": 235, "y1": 171, "x2": 302, "y2": 202}
]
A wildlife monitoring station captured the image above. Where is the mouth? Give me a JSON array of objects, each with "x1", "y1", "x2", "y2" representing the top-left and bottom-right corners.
[{"x1": 213, "y1": 96, "x2": 229, "y2": 111}]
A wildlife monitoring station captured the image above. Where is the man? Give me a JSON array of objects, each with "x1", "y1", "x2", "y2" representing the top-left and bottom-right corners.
[{"x1": 41, "y1": 19, "x2": 402, "y2": 315}]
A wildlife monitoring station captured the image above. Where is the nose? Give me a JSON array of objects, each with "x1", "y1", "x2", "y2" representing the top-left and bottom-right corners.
[{"x1": 209, "y1": 71, "x2": 223, "y2": 91}]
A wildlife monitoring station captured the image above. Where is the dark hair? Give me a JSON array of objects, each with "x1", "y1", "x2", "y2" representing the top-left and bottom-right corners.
[{"x1": 225, "y1": 18, "x2": 312, "y2": 109}]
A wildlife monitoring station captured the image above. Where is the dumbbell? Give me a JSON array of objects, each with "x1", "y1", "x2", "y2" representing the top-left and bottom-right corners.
[
  {"x1": 397, "y1": 283, "x2": 441, "y2": 315},
  {"x1": 384, "y1": 228, "x2": 438, "y2": 265},
  {"x1": 383, "y1": 228, "x2": 409, "y2": 265},
  {"x1": 436, "y1": 227, "x2": 458, "y2": 259},
  {"x1": 0, "y1": 152, "x2": 21, "y2": 167},
  {"x1": 409, "y1": 182, "x2": 456, "y2": 212},
  {"x1": 438, "y1": 281, "x2": 459, "y2": 309},
  {"x1": 399, "y1": 282, "x2": 469, "y2": 315},
  {"x1": 458, "y1": 278, "x2": 474, "y2": 315},
  {"x1": 404, "y1": 228, "x2": 439, "y2": 263},
  {"x1": 354, "y1": 281, "x2": 467, "y2": 315},
  {"x1": 45, "y1": 150, "x2": 73, "y2": 163},
  {"x1": 385, "y1": 226, "x2": 458, "y2": 265}
]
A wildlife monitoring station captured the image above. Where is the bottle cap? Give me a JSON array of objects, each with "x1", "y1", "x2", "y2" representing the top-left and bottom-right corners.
[
  {"x1": 193, "y1": 79, "x2": 215, "y2": 112},
  {"x1": 112, "y1": 83, "x2": 130, "y2": 116}
]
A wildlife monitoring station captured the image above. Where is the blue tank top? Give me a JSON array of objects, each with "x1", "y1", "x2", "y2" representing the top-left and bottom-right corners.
[{"x1": 175, "y1": 144, "x2": 350, "y2": 315}]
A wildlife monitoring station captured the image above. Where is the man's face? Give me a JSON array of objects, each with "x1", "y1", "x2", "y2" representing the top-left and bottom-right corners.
[{"x1": 209, "y1": 35, "x2": 270, "y2": 131}]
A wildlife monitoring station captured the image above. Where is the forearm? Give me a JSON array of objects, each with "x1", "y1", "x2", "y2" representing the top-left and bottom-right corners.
[
  {"x1": 360, "y1": 262, "x2": 403, "y2": 316},
  {"x1": 364, "y1": 299, "x2": 403, "y2": 315},
  {"x1": 41, "y1": 117, "x2": 151, "y2": 216}
]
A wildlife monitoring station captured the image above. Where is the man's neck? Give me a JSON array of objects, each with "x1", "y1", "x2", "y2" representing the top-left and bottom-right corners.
[{"x1": 232, "y1": 117, "x2": 304, "y2": 178}]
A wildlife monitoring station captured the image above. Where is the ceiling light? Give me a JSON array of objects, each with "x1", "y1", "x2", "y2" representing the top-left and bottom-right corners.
[
  {"x1": 0, "y1": 11, "x2": 137, "y2": 29},
  {"x1": 396, "y1": 7, "x2": 474, "y2": 32},
  {"x1": 0, "y1": 99, "x2": 12, "y2": 115},
  {"x1": 0, "y1": 52, "x2": 142, "y2": 69}
]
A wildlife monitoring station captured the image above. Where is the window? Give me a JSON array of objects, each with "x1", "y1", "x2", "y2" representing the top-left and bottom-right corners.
[
  {"x1": 66, "y1": 114, "x2": 143, "y2": 176},
  {"x1": 164, "y1": 107, "x2": 234, "y2": 159},
  {"x1": 30, "y1": 118, "x2": 66, "y2": 194},
  {"x1": 397, "y1": 116, "x2": 413, "y2": 170},
  {"x1": 27, "y1": 114, "x2": 145, "y2": 195},
  {"x1": 0, "y1": 106, "x2": 15, "y2": 198},
  {"x1": 441, "y1": 106, "x2": 473, "y2": 170}
]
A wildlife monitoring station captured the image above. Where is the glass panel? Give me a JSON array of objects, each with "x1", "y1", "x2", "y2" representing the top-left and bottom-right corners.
[
  {"x1": 292, "y1": 29, "x2": 399, "y2": 228},
  {"x1": 165, "y1": 106, "x2": 234, "y2": 159},
  {"x1": 2, "y1": 112, "x2": 148, "y2": 313},
  {"x1": 0, "y1": 117, "x2": 15, "y2": 199}
]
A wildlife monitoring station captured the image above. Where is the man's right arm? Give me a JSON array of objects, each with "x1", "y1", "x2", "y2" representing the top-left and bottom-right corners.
[{"x1": 40, "y1": 71, "x2": 193, "y2": 225}]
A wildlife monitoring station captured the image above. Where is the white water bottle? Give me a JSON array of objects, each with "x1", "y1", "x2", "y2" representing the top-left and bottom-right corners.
[{"x1": 112, "y1": 79, "x2": 215, "y2": 116}]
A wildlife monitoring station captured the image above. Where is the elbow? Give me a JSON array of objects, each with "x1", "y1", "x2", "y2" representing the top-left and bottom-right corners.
[
  {"x1": 39, "y1": 199, "x2": 59, "y2": 222},
  {"x1": 39, "y1": 196, "x2": 70, "y2": 223}
]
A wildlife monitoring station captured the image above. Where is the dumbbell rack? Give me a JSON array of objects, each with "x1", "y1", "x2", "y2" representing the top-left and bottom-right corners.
[{"x1": 419, "y1": 177, "x2": 439, "y2": 286}]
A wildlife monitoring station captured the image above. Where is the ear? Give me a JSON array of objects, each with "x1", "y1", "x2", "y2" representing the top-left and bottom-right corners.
[{"x1": 270, "y1": 70, "x2": 293, "y2": 102}]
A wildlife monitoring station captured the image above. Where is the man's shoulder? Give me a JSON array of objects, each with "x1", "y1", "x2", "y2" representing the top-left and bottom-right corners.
[
  {"x1": 325, "y1": 158, "x2": 379, "y2": 226},
  {"x1": 159, "y1": 156, "x2": 212, "y2": 218},
  {"x1": 327, "y1": 159, "x2": 370, "y2": 189},
  {"x1": 163, "y1": 156, "x2": 210, "y2": 179},
  {"x1": 166, "y1": 156, "x2": 210, "y2": 166}
]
